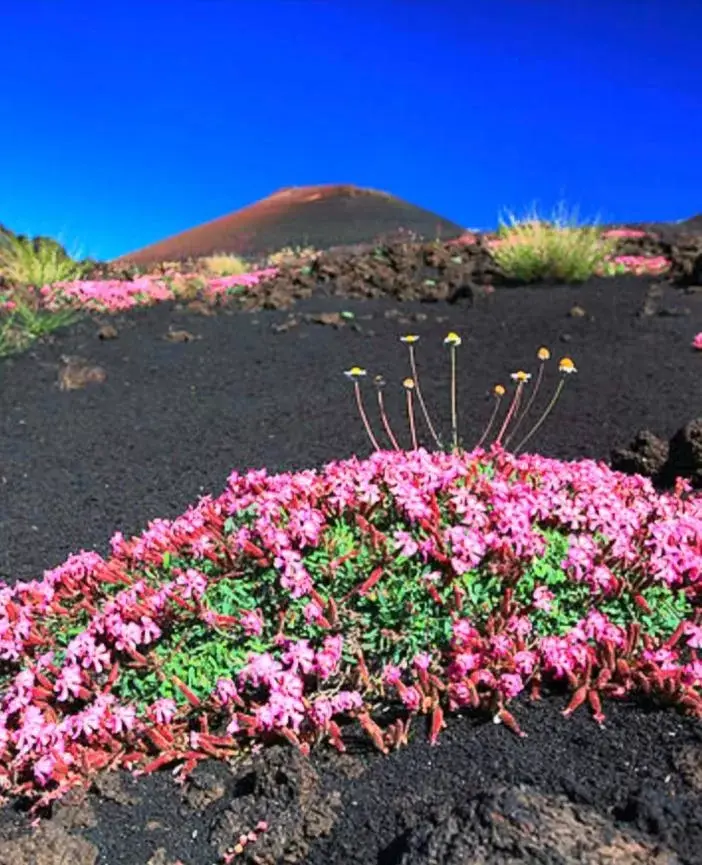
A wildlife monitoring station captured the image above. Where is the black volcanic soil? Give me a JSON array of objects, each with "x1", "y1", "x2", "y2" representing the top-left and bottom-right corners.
[{"x1": 0, "y1": 231, "x2": 701, "y2": 863}]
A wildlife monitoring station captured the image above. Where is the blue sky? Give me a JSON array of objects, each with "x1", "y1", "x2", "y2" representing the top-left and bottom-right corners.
[{"x1": 1, "y1": 0, "x2": 700, "y2": 261}]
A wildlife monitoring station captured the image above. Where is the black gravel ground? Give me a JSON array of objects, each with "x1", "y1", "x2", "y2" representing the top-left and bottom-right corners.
[{"x1": 0, "y1": 269, "x2": 700, "y2": 864}]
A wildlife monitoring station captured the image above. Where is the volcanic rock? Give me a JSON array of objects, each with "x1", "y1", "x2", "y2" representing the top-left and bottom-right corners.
[
  {"x1": 610, "y1": 430, "x2": 670, "y2": 481},
  {"x1": 609, "y1": 419, "x2": 702, "y2": 490},
  {"x1": 668, "y1": 235, "x2": 702, "y2": 288}
]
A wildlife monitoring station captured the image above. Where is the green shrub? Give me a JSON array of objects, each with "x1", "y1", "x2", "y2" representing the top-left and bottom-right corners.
[
  {"x1": 0, "y1": 231, "x2": 88, "y2": 287},
  {"x1": 200, "y1": 252, "x2": 250, "y2": 276},
  {"x1": 489, "y1": 202, "x2": 618, "y2": 283}
]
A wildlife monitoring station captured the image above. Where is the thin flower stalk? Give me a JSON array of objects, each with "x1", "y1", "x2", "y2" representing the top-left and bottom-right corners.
[
  {"x1": 400, "y1": 335, "x2": 443, "y2": 449},
  {"x1": 504, "y1": 347, "x2": 550, "y2": 447},
  {"x1": 403, "y1": 377, "x2": 419, "y2": 450},
  {"x1": 494, "y1": 372, "x2": 531, "y2": 447},
  {"x1": 474, "y1": 384, "x2": 505, "y2": 450},
  {"x1": 345, "y1": 336, "x2": 576, "y2": 461},
  {"x1": 374, "y1": 375, "x2": 401, "y2": 450},
  {"x1": 344, "y1": 367, "x2": 381, "y2": 451},
  {"x1": 444, "y1": 332, "x2": 461, "y2": 451},
  {"x1": 513, "y1": 358, "x2": 577, "y2": 453}
]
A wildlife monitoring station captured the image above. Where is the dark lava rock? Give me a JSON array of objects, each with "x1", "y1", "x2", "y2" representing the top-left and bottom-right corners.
[
  {"x1": 668, "y1": 235, "x2": 702, "y2": 288},
  {"x1": 667, "y1": 419, "x2": 702, "y2": 488},
  {"x1": 236, "y1": 237, "x2": 509, "y2": 312},
  {"x1": 207, "y1": 745, "x2": 341, "y2": 864},
  {"x1": 0, "y1": 821, "x2": 99, "y2": 865},
  {"x1": 609, "y1": 430, "x2": 670, "y2": 482},
  {"x1": 609, "y1": 419, "x2": 702, "y2": 491},
  {"x1": 390, "y1": 785, "x2": 682, "y2": 865}
]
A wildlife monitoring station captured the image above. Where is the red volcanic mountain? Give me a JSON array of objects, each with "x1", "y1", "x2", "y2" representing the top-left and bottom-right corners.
[{"x1": 113, "y1": 184, "x2": 466, "y2": 266}]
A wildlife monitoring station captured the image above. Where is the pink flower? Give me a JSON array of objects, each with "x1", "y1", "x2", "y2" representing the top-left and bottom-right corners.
[
  {"x1": 33, "y1": 754, "x2": 58, "y2": 786},
  {"x1": 66, "y1": 703, "x2": 104, "y2": 740},
  {"x1": 311, "y1": 697, "x2": 333, "y2": 726},
  {"x1": 54, "y1": 664, "x2": 84, "y2": 702},
  {"x1": 449, "y1": 681, "x2": 473, "y2": 707},
  {"x1": 448, "y1": 652, "x2": 481, "y2": 679},
  {"x1": 273, "y1": 549, "x2": 313, "y2": 599},
  {"x1": 506, "y1": 615, "x2": 532, "y2": 638},
  {"x1": 273, "y1": 671, "x2": 304, "y2": 699},
  {"x1": 683, "y1": 659, "x2": 702, "y2": 685},
  {"x1": 642, "y1": 647, "x2": 679, "y2": 671},
  {"x1": 215, "y1": 678, "x2": 239, "y2": 706},
  {"x1": 684, "y1": 623, "x2": 702, "y2": 649},
  {"x1": 331, "y1": 691, "x2": 363, "y2": 713},
  {"x1": 175, "y1": 568, "x2": 208, "y2": 599},
  {"x1": 532, "y1": 586, "x2": 554, "y2": 612},
  {"x1": 412, "y1": 652, "x2": 432, "y2": 672},
  {"x1": 315, "y1": 635, "x2": 343, "y2": 681},
  {"x1": 282, "y1": 639, "x2": 316, "y2": 675},
  {"x1": 303, "y1": 601, "x2": 324, "y2": 625},
  {"x1": 540, "y1": 636, "x2": 581, "y2": 678},
  {"x1": 239, "y1": 609, "x2": 264, "y2": 637},
  {"x1": 383, "y1": 664, "x2": 403, "y2": 686},
  {"x1": 452, "y1": 618, "x2": 478, "y2": 646},
  {"x1": 112, "y1": 620, "x2": 143, "y2": 653},
  {"x1": 82, "y1": 640, "x2": 112, "y2": 674},
  {"x1": 255, "y1": 691, "x2": 305, "y2": 731},
  {"x1": 139, "y1": 616, "x2": 162, "y2": 644},
  {"x1": 692, "y1": 332, "x2": 702, "y2": 351},
  {"x1": 489, "y1": 634, "x2": 514, "y2": 658},
  {"x1": 514, "y1": 650, "x2": 537, "y2": 676},
  {"x1": 15, "y1": 706, "x2": 55, "y2": 754},
  {"x1": 401, "y1": 686, "x2": 422, "y2": 711},
  {"x1": 149, "y1": 698, "x2": 177, "y2": 725},
  {"x1": 239, "y1": 652, "x2": 283, "y2": 688},
  {"x1": 393, "y1": 530, "x2": 419, "y2": 557},
  {"x1": 473, "y1": 669, "x2": 497, "y2": 688},
  {"x1": 106, "y1": 704, "x2": 137, "y2": 734},
  {"x1": 499, "y1": 673, "x2": 524, "y2": 698}
]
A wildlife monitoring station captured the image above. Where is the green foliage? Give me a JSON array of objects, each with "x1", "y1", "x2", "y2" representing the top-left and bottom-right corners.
[
  {"x1": 200, "y1": 252, "x2": 250, "y2": 277},
  {"x1": 0, "y1": 296, "x2": 83, "y2": 358},
  {"x1": 490, "y1": 202, "x2": 618, "y2": 284},
  {"x1": 0, "y1": 227, "x2": 91, "y2": 357},
  {"x1": 0, "y1": 230, "x2": 89, "y2": 287}
]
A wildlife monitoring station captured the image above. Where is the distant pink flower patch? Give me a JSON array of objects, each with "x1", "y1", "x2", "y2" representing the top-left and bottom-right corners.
[
  {"x1": 40, "y1": 277, "x2": 175, "y2": 313},
  {"x1": 447, "y1": 232, "x2": 478, "y2": 246},
  {"x1": 5, "y1": 266, "x2": 281, "y2": 315},
  {"x1": 203, "y1": 268, "x2": 278, "y2": 298},
  {"x1": 600, "y1": 255, "x2": 671, "y2": 276},
  {"x1": 601, "y1": 228, "x2": 650, "y2": 239},
  {"x1": 692, "y1": 332, "x2": 702, "y2": 351}
]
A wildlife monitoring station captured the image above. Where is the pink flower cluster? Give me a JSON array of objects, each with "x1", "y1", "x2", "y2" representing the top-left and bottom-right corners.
[
  {"x1": 0, "y1": 445, "x2": 698, "y2": 810},
  {"x1": 600, "y1": 229, "x2": 651, "y2": 239},
  {"x1": 0, "y1": 268, "x2": 279, "y2": 315},
  {"x1": 598, "y1": 255, "x2": 670, "y2": 275}
]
